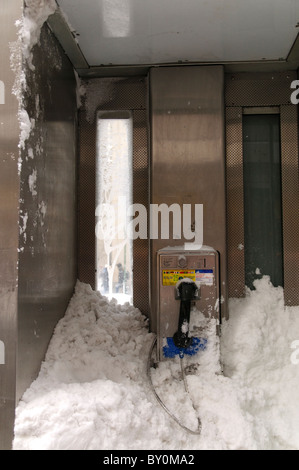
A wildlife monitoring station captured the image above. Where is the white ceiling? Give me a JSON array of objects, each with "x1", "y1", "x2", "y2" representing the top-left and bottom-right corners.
[{"x1": 57, "y1": 0, "x2": 299, "y2": 67}]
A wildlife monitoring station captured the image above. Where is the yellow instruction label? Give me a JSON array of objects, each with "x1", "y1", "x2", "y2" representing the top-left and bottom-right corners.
[{"x1": 162, "y1": 270, "x2": 196, "y2": 286}]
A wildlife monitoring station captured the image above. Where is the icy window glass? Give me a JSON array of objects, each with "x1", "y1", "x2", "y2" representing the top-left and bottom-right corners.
[{"x1": 96, "y1": 111, "x2": 133, "y2": 304}]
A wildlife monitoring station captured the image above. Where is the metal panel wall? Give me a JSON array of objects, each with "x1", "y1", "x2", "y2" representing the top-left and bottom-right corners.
[
  {"x1": 225, "y1": 106, "x2": 245, "y2": 297},
  {"x1": 150, "y1": 66, "x2": 227, "y2": 334},
  {"x1": 17, "y1": 23, "x2": 78, "y2": 403},
  {"x1": 225, "y1": 72, "x2": 299, "y2": 305},
  {"x1": 280, "y1": 104, "x2": 299, "y2": 305},
  {"x1": 0, "y1": 16, "x2": 77, "y2": 448},
  {"x1": 79, "y1": 77, "x2": 150, "y2": 316},
  {"x1": 0, "y1": 0, "x2": 23, "y2": 450}
]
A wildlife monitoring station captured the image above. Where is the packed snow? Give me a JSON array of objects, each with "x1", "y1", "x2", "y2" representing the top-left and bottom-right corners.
[
  {"x1": 13, "y1": 276, "x2": 299, "y2": 450},
  {"x1": 19, "y1": 0, "x2": 57, "y2": 71}
]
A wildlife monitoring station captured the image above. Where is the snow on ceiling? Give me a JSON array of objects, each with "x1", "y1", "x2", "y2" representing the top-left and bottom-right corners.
[{"x1": 57, "y1": 0, "x2": 299, "y2": 66}]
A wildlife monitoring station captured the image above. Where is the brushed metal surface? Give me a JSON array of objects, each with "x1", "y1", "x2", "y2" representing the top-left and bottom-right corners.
[
  {"x1": 0, "y1": 0, "x2": 23, "y2": 450},
  {"x1": 150, "y1": 66, "x2": 227, "y2": 334},
  {"x1": 17, "y1": 24, "x2": 78, "y2": 401}
]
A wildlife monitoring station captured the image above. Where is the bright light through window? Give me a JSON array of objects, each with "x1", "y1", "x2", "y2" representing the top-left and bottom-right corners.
[{"x1": 96, "y1": 111, "x2": 133, "y2": 304}]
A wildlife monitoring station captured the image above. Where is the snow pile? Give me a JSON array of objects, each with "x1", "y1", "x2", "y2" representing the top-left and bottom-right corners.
[
  {"x1": 13, "y1": 278, "x2": 299, "y2": 450},
  {"x1": 221, "y1": 276, "x2": 299, "y2": 449}
]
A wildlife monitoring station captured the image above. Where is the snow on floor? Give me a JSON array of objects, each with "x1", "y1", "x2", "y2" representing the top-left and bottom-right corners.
[{"x1": 13, "y1": 277, "x2": 299, "y2": 450}]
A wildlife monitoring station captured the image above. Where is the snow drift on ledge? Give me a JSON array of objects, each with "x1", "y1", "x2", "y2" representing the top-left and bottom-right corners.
[{"x1": 13, "y1": 277, "x2": 299, "y2": 450}]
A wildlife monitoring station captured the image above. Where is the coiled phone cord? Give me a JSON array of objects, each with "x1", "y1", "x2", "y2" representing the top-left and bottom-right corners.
[{"x1": 147, "y1": 335, "x2": 202, "y2": 436}]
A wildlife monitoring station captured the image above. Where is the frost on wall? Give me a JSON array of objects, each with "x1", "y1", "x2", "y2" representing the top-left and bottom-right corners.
[
  {"x1": 19, "y1": 0, "x2": 57, "y2": 136},
  {"x1": 20, "y1": 0, "x2": 58, "y2": 71},
  {"x1": 19, "y1": 211, "x2": 28, "y2": 244},
  {"x1": 74, "y1": 70, "x2": 86, "y2": 110},
  {"x1": 11, "y1": 1, "x2": 58, "y2": 248},
  {"x1": 13, "y1": 0, "x2": 57, "y2": 150},
  {"x1": 28, "y1": 169, "x2": 37, "y2": 196}
]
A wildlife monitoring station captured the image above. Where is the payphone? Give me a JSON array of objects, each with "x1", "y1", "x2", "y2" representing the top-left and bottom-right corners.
[{"x1": 157, "y1": 246, "x2": 220, "y2": 362}]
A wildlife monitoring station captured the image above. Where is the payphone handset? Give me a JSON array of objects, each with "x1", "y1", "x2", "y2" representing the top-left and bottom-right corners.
[{"x1": 173, "y1": 280, "x2": 199, "y2": 349}]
